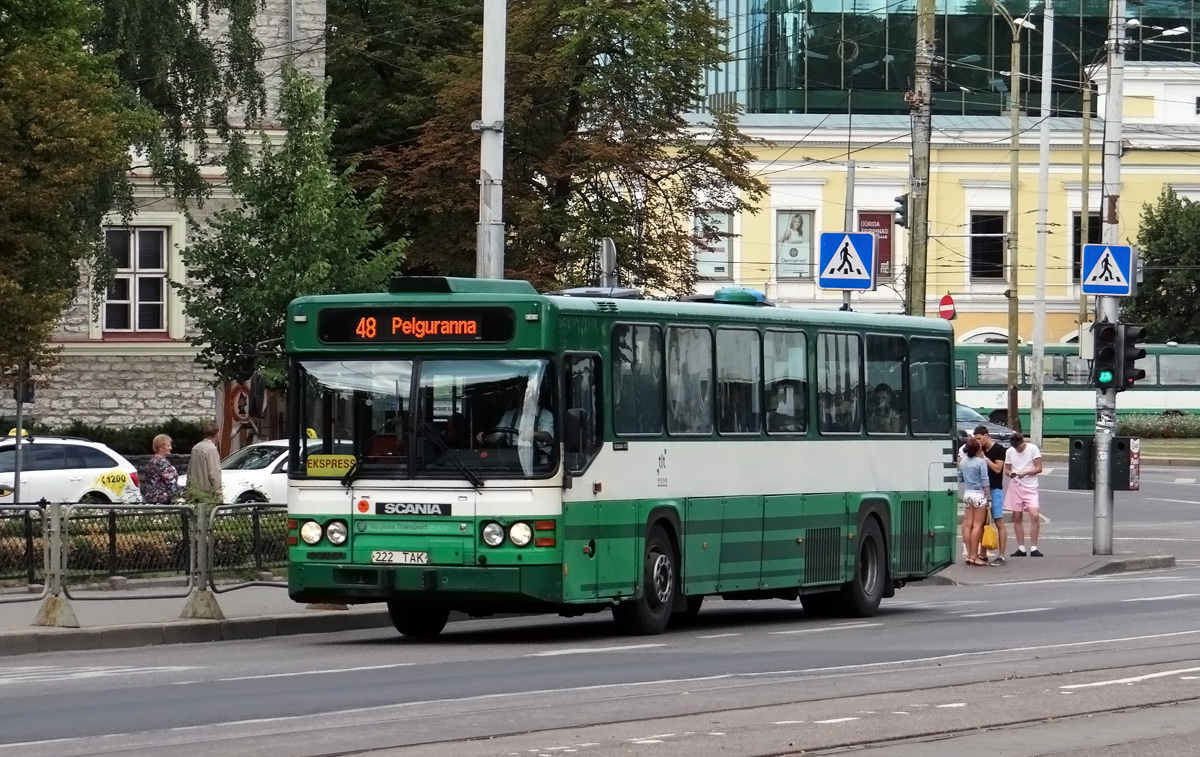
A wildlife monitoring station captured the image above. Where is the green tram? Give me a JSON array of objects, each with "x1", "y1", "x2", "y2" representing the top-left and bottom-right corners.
[
  {"x1": 955, "y1": 342, "x2": 1200, "y2": 435},
  {"x1": 285, "y1": 277, "x2": 958, "y2": 637}
]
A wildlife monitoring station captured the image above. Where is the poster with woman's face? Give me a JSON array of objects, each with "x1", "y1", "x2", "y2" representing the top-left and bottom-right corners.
[{"x1": 776, "y1": 210, "x2": 813, "y2": 278}]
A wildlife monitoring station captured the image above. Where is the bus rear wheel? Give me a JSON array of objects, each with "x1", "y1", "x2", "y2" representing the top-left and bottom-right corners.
[
  {"x1": 387, "y1": 600, "x2": 449, "y2": 638},
  {"x1": 838, "y1": 518, "x2": 885, "y2": 618},
  {"x1": 613, "y1": 525, "x2": 676, "y2": 635},
  {"x1": 989, "y1": 410, "x2": 1008, "y2": 427}
]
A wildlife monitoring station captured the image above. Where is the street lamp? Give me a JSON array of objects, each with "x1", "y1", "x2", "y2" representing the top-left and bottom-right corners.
[{"x1": 988, "y1": 0, "x2": 1039, "y2": 432}]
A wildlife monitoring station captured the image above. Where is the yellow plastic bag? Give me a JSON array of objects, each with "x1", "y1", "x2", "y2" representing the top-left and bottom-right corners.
[{"x1": 982, "y1": 524, "x2": 999, "y2": 551}]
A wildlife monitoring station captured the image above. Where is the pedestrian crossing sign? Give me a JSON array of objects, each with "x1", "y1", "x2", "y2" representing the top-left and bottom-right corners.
[
  {"x1": 817, "y1": 232, "x2": 876, "y2": 291},
  {"x1": 1080, "y1": 244, "x2": 1135, "y2": 297}
]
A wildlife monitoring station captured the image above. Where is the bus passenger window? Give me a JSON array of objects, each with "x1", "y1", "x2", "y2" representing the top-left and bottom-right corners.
[
  {"x1": 717, "y1": 328, "x2": 761, "y2": 434},
  {"x1": 613, "y1": 324, "x2": 663, "y2": 435},
  {"x1": 865, "y1": 334, "x2": 908, "y2": 434},
  {"x1": 910, "y1": 338, "x2": 952, "y2": 434},
  {"x1": 764, "y1": 330, "x2": 807, "y2": 433},
  {"x1": 666, "y1": 327, "x2": 714, "y2": 435},
  {"x1": 817, "y1": 333, "x2": 862, "y2": 434}
]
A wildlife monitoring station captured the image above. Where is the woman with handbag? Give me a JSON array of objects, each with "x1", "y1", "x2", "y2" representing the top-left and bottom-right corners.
[{"x1": 960, "y1": 438, "x2": 990, "y2": 566}]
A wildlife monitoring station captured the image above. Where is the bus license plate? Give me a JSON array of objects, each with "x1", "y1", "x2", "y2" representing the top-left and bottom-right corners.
[{"x1": 371, "y1": 550, "x2": 429, "y2": 565}]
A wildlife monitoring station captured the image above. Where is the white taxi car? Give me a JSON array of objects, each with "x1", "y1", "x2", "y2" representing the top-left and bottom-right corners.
[{"x1": 0, "y1": 434, "x2": 143, "y2": 504}]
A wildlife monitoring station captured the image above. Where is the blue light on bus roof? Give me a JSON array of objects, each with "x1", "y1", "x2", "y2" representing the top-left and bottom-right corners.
[{"x1": 712, "y1": 287, "x2": 772, "y2": 306}]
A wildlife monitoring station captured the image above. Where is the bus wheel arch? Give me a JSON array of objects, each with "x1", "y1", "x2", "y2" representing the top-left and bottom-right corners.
[
  {"x1": 613, "y1": 514, "x2": 679, "y2": 635},
  {"x1": 838, "y1": 515, "x2": 886, "y2": 617}
]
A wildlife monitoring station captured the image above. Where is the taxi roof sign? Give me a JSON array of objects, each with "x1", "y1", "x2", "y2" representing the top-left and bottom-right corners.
[{"x1": 7, "y1": 428, "x2": 28, "y2": 437}]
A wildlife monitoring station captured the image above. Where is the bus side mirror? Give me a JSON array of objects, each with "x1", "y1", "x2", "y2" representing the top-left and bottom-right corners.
[{"x1": 564, "y1": 408, "x2": 587, "y2": 454}]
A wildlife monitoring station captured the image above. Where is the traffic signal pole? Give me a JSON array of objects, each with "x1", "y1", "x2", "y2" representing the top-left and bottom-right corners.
[{"x1": 1093, "y1": 0, "x2": 1126, "y2": 556}]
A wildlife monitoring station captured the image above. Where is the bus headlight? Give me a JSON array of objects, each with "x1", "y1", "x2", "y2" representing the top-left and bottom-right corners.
[
  {"x1": 299, "y1": 521, "x2": 323, "y2": 545},
  {"x1": 509, "y1": 522, "x2": 533, "y2": 547},
  {"x1": 482, "y1": 522, "x2": 505, "y2": 547},
  {"x1": 325, "y1": 521, "x2": 348, "y2": 545}
]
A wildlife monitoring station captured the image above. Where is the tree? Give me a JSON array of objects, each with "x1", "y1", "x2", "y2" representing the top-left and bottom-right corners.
[
  {"x1": 178, "y1": 63, "x2": 407, "y2": 388},
  {"x1": 1123, "y1": 187, "x2": 1200, "y2": 342},
  {"x1": 0, "y1": 0, "x2": 154, "y2": 384},
  {"x1": 364, "y1": 0, "x2": 765, "y2": 293}
]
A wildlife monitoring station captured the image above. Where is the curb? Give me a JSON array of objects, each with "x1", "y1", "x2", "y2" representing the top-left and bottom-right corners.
[
  {"x1": 0, "y1": 608, "x2": 395, "y2": 657},
  {"x1": 923, "y1": 554, "x2": 1176, "y2": 586}
]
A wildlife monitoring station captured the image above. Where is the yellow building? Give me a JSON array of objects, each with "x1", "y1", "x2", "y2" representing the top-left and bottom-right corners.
[{"x1": 695, "y1": 64, "x2": 1200, "y2": 346}]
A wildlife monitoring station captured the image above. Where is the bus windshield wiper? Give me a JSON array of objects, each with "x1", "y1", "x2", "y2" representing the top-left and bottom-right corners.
[
  {"x1": 419, "y1": 419, "x2": 483, "y2": 491},
  {"x1": 340, "y1": 455, "x2": 363, "y2": 489}
]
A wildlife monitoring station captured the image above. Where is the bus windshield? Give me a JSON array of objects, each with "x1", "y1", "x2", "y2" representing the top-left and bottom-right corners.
[{"x1": 296, "y1": 357, "x2": 556, "y2": 480}]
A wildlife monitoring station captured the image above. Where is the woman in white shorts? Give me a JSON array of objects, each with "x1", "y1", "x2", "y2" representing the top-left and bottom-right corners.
[{"x1": 959, "y1": 438, "x2": 990, "y2": 566}]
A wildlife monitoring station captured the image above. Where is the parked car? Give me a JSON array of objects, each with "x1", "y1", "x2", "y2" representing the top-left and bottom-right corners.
[
  {"x1": 179, "y1": 439, "x2": 351, "y2": 504},
  {"x1": 0, "y1": 433, "x2": 142, "y2": 504},
  {"x1": 956, "y1": 403, "x2": 1013, "y2": 447}
]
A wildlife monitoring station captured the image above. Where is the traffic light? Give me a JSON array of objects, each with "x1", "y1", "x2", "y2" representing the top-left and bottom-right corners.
[
  {"x1": 894, "y1": 193, "x2": 910, "y2": 228},
  {"x1": 1092, "y1": 322, "x2": 1119, "y2": 389},
  {"x1": 1117, "y1": 323, "x2": 1147, "y2": 390}
]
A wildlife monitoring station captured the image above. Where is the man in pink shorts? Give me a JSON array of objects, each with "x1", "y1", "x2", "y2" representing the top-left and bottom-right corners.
[{"x1": 1004, "y1": 433, "x2": 1043, "y2": 556}]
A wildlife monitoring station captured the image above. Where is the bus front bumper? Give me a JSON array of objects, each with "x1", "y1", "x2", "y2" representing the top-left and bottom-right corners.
[{"x1": 289, "y1": 562, "x2": 562, "y2": 605}]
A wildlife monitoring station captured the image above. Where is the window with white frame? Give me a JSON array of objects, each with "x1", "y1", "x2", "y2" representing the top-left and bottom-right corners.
[
  {"x1": 969, "y1": 213, "x2": 1006, "y2": 280},
  {"x1": 775, "y1": 210, "x2": 814, "y2": 279},
  {"x1": 1071, "y1": 211, "x2": 1102, "y2": 282},
  {"x1": 104, "y1": 227, "x2": 168, "y2": 332},
  {"x1": 693, "y1": 210, "x2": 733, "y2": 280}
]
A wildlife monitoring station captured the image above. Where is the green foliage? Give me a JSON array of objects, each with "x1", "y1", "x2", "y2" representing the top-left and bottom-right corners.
[
  {"x1": 178, "y1": 63, "x2": 407, "y2": 388},
  {"x1": 1117, "y1": 413, "x2": 1200, "y2": 439},
  {"x1": 355, "y1": 0, "x2": 765, "y2": 293},
  {"x1": 1124, "y1": 187, "x2": 1200, "y2": 342},
  {"x1": 0, "y1": 0, "x2": 154, "y2": 383},
  {"x1": 0, "y1": 417, "x2": 205, "y2": 456}
]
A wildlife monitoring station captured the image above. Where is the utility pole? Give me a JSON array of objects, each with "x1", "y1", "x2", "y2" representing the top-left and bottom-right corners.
[
  {"x1": 12, "y1": 363, "x2": 26, "y2": 504},
  {"x1": 1094, "y1": 0, "x2": 1126, "y2": 556},
  {"x1": 908, "y1": 0, "x2": 936, "y2": 317},
  {"x1": 1079, "y1": 81, "x2": 1093, "y2": 331},
  {"x1": 844, "y1": 160, "x2": 856, "y2": 311},
  {"x1": 474, "y1": 0, "x2": 507, "y2": 279},
  {"x1": 1004, "y1": 12, "x2": 1023, "y2": 434},
  {"x1": 1030, "y1": 0, "x2": 1054, "y2": 447}
]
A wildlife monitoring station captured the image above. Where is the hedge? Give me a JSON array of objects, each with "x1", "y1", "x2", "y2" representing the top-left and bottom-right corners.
[
  {"x1": 1116, "y1": 413, "x2": 1200, "y2": 439},
  {"x1": 0, "y1": 418, "x2": 206, "y2": 456}
]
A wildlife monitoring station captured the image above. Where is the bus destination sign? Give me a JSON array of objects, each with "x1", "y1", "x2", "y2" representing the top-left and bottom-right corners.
[{"x1": 317, "y1": 307, "x2": 516, "y2": 344}]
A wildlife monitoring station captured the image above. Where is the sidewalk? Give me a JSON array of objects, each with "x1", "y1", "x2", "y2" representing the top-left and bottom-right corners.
[
  {"x1": 928, "y1": 553, "x2": 1175, "y2": 586},
  {"x1": 0, "y1": 586, "x2": 391, "y2": 657},
  {"x1": 1041, "y1": 453, "x2": 1199, "y2": 468}
]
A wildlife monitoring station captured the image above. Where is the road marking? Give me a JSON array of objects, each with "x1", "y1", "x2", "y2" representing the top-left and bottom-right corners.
[
  {"x1": 960, "y1": 607, "x2": 1052, "y2": 618},
  {"x1": 627, "y1": 734, "x2": 673, "y2": 742},
  {"x1": 1042, "y1": 467, "x2": 1056, "y2": 475},
  {"x1": 0, "y1": 665, "x2": 195, "y2": 685},
  {"x1": 773, "y1": 720, "x2": 806, "y2": 725},
  {"x1": 1149, "y1": 498, "x2": 1200, "y2": 505},
  {"x1": 1120, "y1": 594, "x2": 1199, "y2": 603},
  {"x1": 936, "y1": 703, "x2": 967, "y2": 708},
  {"x1": 770, "y1": 622, "x2": 881, "y2": 635},
  {"x1": 1060, "y1": 666, "x2": 1200, "y2": 689},
  {"x1": 1174, "y1": 478, "x2": 1197, "y2": 484},
  {"x1": 815, "y1": 717, "x2": 859, "y2": 724},
  {"x1": 527, "y1": 643, "x2": 665, "y2": 657},
  {"x1": 211, "y1": 663, "x2": 417, "y2": 682},
  {"x1": 697, "y1": 633, "x2": 741, "y2": 639}
]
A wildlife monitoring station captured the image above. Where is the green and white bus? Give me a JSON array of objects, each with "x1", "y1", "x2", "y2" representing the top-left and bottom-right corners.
[
  {"x1": 285, "y1": 277, "x2": 958, "y2": 637},
  {"x1": 955, "y1": 342, "x2": 1200, "y2": 435}
]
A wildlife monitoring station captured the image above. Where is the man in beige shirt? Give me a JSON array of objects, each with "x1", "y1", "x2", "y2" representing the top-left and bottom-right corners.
[{"x1": 188, "y1": 421, "x2": 223, "y2": 499}]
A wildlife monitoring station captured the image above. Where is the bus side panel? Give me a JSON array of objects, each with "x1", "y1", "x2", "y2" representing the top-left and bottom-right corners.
[
  {"x1": 562, "y1": 501, "x2": 599, "y2": 601},
  {"x1": 683, "y1": 497, "x2": 723, "y2": 595},
  {"x1": 719, "y1": 496, "x2": 764, "y2": 592},
  {"x1": 927, "y1": 489, "x2": 957, "y2": 571},
  {"x1": 800, "y1": 494, "x2": 849, "y2": 587},
  {"x1": 761, "y1": 494, "x2": 805, "y2": 590},
  {"x1": 597, "y1": 500, "x2": 638, "y2": 598}
]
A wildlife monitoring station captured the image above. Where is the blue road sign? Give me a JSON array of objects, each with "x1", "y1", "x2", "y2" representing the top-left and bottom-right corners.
[
  {"x1": 818, "y1": 232, "x2": 876, "y2": 291},
  {"x1": 1081, "y1": 244, "x2": 1134, "y2": 296}
]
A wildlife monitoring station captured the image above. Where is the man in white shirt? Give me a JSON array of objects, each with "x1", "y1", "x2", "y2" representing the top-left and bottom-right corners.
[{"x1": 1003, "y1": 432, "x2": 1043, "y2": 557}]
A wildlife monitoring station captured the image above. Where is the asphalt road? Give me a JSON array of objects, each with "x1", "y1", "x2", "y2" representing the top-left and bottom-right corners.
[{"x1": 0, "y1": 466, "x2": 1198, "y2": 757}]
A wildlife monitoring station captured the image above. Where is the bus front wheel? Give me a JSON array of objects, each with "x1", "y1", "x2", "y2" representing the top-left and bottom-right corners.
[
  {"x1": 613, "y1": 525, "x2": 676, "y2": 635},
  {"x1": 387, "y1": 600, "x2": 449, "y2": 638},
  {"x1": 838, "y1": 518, "x2": 885, "y2": 618},
  {"x1": 989, "y1": 410, "x2": 1008, "y2": 427}
]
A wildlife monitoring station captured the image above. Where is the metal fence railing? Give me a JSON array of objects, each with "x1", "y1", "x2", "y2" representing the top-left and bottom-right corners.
[
  {"x1": 0, "y1": 505, "x2": 48, "y2": 604},
  {"x1": 62, "y1": 505, "x2": 196, "y2": 600},
  {"x1": 209, "y1": 504, "x2": 289, "y2": 593}
]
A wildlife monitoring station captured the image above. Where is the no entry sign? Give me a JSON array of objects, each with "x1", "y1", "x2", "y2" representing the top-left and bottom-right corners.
[{"x1": 939, "y1": 294, "x2": 956, "y2": 320}]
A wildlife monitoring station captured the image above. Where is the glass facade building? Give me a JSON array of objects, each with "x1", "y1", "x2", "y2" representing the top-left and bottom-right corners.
[{"x1": 706, "y1": 0, "x2": 1200, "y2": 116}]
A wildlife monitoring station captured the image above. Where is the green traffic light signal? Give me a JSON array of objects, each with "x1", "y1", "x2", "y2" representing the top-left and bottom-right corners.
[{"x1": 1097, "y1": 369, "x2": 1114, "y2": 385}]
